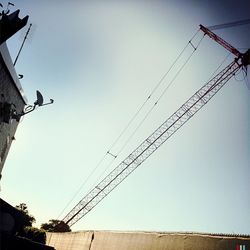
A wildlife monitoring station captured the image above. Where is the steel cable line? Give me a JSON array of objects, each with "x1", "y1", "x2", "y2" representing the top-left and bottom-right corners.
[
  {"x1": 207, "y1": 19, "x2": 250, "y2": 31},
  {"x1": 63, "y1": 34, "x2": 245, "y2": 227},
  {"x1": 117, "y1": 37, "x2": 205, "y2": 154},
  {"x1": 107, "y1": 29, "x2": 201, "y2": 153},
  {"x1": 87, "y1": 32, "x2": 205, "y2": 188},
  {"x1": 56, "y1": 153, "x2": 109, "y2": 219},
  {"x1": 58, "y1": 29, "x2": 201, "y2": 220},
  {"x1": 155, "y1": 35, "x2": 205, "y2": 105},
  {"x1": 93, "y1": 34, "x2": 233, "y2": 186},
  {"x1": 208, "y1": 52, "x2": 231, "y2": 80}
]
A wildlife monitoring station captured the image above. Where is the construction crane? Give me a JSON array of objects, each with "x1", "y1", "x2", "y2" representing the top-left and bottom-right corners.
[{"x1": 62, "y1": 22, "x2": 250, "y2": 227}]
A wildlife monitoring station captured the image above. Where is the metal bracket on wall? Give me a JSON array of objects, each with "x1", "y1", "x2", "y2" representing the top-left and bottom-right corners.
[{"x1": 0, "y1": 91, "x2": 54, "y2": 124}]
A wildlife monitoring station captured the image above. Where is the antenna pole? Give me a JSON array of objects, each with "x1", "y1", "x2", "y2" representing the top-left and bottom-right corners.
[{"x1": 13, "y1": 23, "x2": 32, "y2": 66}]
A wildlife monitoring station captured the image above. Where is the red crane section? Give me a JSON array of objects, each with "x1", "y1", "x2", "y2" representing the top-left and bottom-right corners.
[
  {"x1": 200, "y1": 24, "x2": 241, "y2": 58},
  {"x1": 62, "y1": 23, "x2": 250, "y2": 227}
]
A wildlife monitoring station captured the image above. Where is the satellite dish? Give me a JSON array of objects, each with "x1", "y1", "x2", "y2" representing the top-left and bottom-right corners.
[
  {"x1": 34, "y1": 90, "x2": 44, "y2": 106},
  {"x1": 10, "y1": 90, "x2": 54, "y2": 121}
]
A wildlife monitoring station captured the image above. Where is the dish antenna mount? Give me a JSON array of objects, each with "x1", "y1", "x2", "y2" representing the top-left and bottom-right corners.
[{"x1": 12, "y1": 90, "x2": 54, "y2": 122}]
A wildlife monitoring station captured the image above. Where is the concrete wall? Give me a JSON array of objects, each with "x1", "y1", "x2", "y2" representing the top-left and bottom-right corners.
[
  {"x1": 0, "y1": 42, "x2": 26, "y2": 178},
  {"x1": 46, "y1": 231, "x2": 250, "y2": 250}
]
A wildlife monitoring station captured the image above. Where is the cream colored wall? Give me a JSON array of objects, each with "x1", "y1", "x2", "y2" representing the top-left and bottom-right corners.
[{"x1": 47, "y1": 231, "x2": 250, "y2": 250}]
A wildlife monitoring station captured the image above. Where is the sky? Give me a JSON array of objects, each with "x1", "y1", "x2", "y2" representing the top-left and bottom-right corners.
[{"x1": 1, "y1": 0, "x2": 250, "y2": 234}]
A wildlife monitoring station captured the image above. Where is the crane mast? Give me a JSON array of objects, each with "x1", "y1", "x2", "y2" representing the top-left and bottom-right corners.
[{"x1": 63, "y1": 25, "x2": 250, "y2": 227}]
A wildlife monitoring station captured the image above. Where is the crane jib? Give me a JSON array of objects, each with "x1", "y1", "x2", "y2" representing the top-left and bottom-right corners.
[
  {"x1": 62, "y1": 23, "x2": 250, "y2": 227},
  {"x1": 63, "y1": 54, "x2": 248, "y2": 227}
]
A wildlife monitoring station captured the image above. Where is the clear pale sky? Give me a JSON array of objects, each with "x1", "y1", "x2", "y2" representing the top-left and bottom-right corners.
[{"x1": 1, "y1": 0, "x2": 250, "y2": 234}]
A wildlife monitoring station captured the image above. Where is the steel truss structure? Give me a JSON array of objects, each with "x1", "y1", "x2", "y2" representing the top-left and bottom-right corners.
[
  {"x1": 63, "y1": 58, "x2": 246, "y2": 227},
  {"x1": 63, "y1": 24, "x2": 249, "y2": 227}
]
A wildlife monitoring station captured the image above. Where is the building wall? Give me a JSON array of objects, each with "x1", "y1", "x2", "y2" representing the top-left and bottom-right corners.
[
  {"x1": 46, "y1": 231, "x2": 250, "y2": 250},
  {"x1": 0, "y1": 42, "x2": 26, "y2": 179}
]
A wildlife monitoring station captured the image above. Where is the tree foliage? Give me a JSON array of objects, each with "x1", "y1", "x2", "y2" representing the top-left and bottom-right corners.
[
  {"x1": 15, "y1": 203, "x2": 46, "y2": 244},
  {"x1": 18, "y1": 226, "x2": 46, "y2": 244},
  {"x1": 41, "y1": 219, "x2": 71, "y2": 232},
  {"x1": 15, "y1": 203, "x2": 36, "y2": 227}
]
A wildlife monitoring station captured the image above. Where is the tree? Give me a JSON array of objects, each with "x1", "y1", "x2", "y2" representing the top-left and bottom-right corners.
[
  {"x1": 15, "y1": 203, "x2": 46, "y2": 244},
  {"x1": 19, "y1": 226, "x2": 46, "y2": 244},
  {"x1": 41, "y1": 219, "x2": 71, "y2": 232},
  {"x1": 15, "y1": 203, "x2": 36, "y2": 227}
]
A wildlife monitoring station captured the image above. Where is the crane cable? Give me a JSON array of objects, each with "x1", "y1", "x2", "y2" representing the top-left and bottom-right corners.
[
  {"x1": 108, "y1": 29, "x2": 201, "y2": 153},
  {"x1": 83, "y1": 37, "x2": 234, "y2": 200},
  {"x1": 56, "y1": 153, "x2": 108, "y2": 219},
  {"x1": 91, "y1": 33, "x2": 205, "y2": 185},
  {"x1": 58, "y1": 29, "x2": 202, "y2": 220}
]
